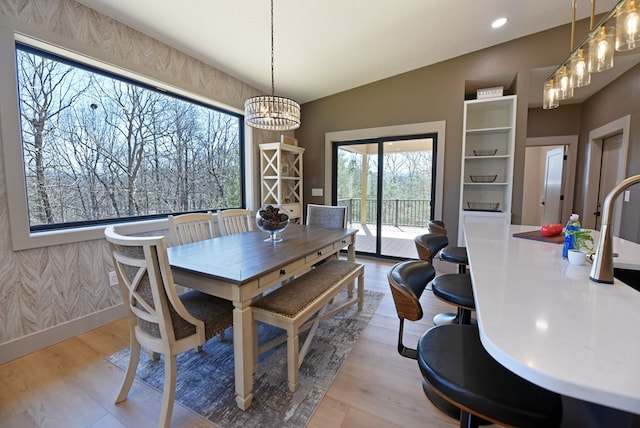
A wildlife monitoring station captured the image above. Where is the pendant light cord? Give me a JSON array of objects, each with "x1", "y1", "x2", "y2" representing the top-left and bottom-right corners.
[{"x1": 270, "y1": 0, "x2": 275, "y2": 96}]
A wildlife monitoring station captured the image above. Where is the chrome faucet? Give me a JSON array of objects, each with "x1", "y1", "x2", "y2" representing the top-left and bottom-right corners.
[{"x1": 590, "y1": 174, "x2": 640, "y2": 284}]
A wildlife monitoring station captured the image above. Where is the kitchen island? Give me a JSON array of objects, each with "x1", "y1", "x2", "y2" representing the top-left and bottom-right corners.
[{"x1": 464, "y1": 223, "x2": 640, "y2": 415}]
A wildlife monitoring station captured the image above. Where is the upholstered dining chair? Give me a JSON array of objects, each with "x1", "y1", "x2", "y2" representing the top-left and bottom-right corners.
[
  {"x1": 168, "y1": 211, "x2": 230, "y2": 342},
  {"x1": 105, "y1": 225, "x2": 233, "y2": 428},
  {"x1": 217, "y1": 208, "x2": 253, "y2": 236},
  {"x1": 306, "y1": 204, "x2": 348, "y2": 269},
  {"x1": 305, "y1": 204, "x2": 347, "y2": 228},
  {"x1": 167, "y1": 211, "x2": 215, "y2": 245}
]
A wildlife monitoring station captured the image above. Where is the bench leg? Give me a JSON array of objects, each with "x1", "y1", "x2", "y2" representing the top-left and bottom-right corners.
[
  {"x1": 287, "y1": 329, "x2": 300, "y2": 392},
  {"x1": 357, "y1": 272, "x2": 364, "y2": 310}
]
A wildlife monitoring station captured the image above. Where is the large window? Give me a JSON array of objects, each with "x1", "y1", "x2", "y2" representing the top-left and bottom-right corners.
[{"x1": 15, "y1": 43, "x2": 244, "y2": 232}]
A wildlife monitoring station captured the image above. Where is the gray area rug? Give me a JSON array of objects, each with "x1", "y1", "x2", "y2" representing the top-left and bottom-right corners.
[{"x1": 108, "y1": 289, "x2": 384, "y2": 428}]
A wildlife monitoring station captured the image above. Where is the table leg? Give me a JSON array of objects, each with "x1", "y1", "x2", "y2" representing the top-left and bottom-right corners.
[{"x1": 233, "y1": 302, "x2": 254, "y2": 410}]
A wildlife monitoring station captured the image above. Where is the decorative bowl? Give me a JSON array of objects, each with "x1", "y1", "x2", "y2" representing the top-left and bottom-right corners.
[{"x1": 256, "y1": 205, "x2": 290, "y2": 242}]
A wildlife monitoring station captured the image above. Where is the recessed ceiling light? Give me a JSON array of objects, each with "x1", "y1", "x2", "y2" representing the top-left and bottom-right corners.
[{"x1": 492, "y1": 17, "x2": 508, "y2": 29}]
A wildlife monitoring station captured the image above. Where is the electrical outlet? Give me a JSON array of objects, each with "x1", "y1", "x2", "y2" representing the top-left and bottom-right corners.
[{"x1": 108, "y1": 271, "x2": 118, "y2": 286}]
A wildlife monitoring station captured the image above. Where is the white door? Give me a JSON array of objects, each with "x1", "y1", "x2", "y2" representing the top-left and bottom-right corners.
[
  {"x1": 542, "y1": 147, "x2": 565, "y2": 225},
  {"x1": 595, "y1": 133, "x2": 624, "y2": 231}
]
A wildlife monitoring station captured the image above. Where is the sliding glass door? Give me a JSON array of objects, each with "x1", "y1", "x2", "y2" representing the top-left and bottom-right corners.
[{"x1": 333, "y1": 134, "x2": 437, "y2": 259}]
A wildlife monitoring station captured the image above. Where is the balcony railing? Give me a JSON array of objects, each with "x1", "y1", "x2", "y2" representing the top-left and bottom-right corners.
[{"x1": 337, "y1": 198, "x2": 431, "y2": 228}]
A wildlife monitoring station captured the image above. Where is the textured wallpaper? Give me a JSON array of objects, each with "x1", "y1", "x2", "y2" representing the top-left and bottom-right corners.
[{"x1": 0, "y1": 0, "x2": 256, "y2": 344}]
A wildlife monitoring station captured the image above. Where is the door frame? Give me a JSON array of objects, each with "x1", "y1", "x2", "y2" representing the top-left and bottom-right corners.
[
  {"x1": 324, "y1": 121, "x2": 446, "y2": 222},
  {"x1": 525, "y1": 135, "x2": 578, "y2": 225},
  {"x1": 582, "y1": 115, "x2": 630, "y2": 234}
]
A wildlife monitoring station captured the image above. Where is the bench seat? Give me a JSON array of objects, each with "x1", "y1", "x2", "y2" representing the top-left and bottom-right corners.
[{"x1": 251, "y1": 259, "x2": 364, "y2": 391}]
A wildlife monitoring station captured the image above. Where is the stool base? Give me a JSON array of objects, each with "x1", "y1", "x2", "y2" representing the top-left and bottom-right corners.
[{"x1": 433, "y1": 312, "x2": 458, "y2": 326}]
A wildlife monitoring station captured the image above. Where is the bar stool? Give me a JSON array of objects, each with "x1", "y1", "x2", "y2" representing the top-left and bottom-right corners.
[
  {"x1": 415, "y1": 232, "x2": 474, "y2": 325},
  {"x1": 387, "y1": 260, "x2": 461, "y2": 420},
  {"x1": 428, "y1": 220, "x2": 469, "y2": 274},
  {"x1": 431, "y1": 273, "x2": 475, "y2": 325},
  {"x1": 418, "y1": 324, "x2": 563, "y2": 428}
]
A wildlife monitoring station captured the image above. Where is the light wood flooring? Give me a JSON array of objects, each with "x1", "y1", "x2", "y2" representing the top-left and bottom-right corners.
[{"x1": 0, "y1": 257, "x2": 466, "y2": 428}]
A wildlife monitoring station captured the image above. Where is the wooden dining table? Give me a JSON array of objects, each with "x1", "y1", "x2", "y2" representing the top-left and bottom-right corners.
[{"x1": 167, "y1": 223, "x2": 357, "y2": 410}]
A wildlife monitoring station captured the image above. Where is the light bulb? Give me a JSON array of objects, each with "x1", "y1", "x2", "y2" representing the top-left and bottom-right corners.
[
  {"x1": 625, "y1": 11, "x2": 639, "y2": 39},
  {"x1": 597, "y1": 39, "x2": 608, "y2": 61}
]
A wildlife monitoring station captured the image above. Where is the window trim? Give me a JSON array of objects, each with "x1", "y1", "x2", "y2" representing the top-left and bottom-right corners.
[{"x1": 1, "y1": 32, "x2": 247, "y2": 250}]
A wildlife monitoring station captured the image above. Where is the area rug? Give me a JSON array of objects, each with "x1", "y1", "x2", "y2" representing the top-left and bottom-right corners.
[{"x1": 107, "y1": 290, "x2": 384, "y2": 428}]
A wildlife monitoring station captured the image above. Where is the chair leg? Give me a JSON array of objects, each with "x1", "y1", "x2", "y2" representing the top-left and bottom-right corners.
[
  {"x1": 460, "y1": 410, "x2": 479, "y2": 428},
  {"x1": 116, "y1": 338, "x2": 141, "y2": 403},
  {"x1": 159, "y1": 354, "x2": 177, "y2": 428}
]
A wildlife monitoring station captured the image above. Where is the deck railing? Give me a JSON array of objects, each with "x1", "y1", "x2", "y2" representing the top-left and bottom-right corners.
[{"x1": 337, "y1": 198, "x2": 431, "y2": 228}]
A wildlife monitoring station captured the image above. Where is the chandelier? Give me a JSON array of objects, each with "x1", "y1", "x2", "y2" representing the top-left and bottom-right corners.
[
  {"x1": 245, "y1": 0, "x2": 301, "y2": 130},
  {"x1": 543, "y1": 0, "x2": 639, "y2": 109}
]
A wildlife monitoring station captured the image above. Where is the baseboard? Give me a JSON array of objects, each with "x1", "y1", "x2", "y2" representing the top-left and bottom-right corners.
[{"x1": 0, "y1": 304, "x2": 125, "y2": 364}]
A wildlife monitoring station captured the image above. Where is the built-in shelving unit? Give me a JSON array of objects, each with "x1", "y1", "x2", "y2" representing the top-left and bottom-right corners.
[
  {"x1": 259, "y1": 142, "x2": 305, "y2": 223},
  {"x1": 458, "y1": 95, "x2": 516, "y2": 245}
]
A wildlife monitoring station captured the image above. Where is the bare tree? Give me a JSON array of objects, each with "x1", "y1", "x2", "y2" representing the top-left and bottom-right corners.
[{"x1": 17, "y1": 51, "x2": 87, "y2": 224}]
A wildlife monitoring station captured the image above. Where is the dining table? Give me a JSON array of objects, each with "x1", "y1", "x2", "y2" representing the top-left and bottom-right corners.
[
  {"x1": 167, "y1": 223, "x2": 357, "y2": 410},
  {"x1": 464, "y1": 223, "x2": 640, "y2": 417}
]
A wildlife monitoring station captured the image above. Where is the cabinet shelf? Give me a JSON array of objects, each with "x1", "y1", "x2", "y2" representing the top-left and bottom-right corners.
[
  {"x1": 464, "y1": 155, "x2": 510, "y2": 160},
  {"x1": 260, "y1": 142, "x2": 305, "y2": 223},
  {"x1": 465, "y1": 126, "x2": 511, "y2": 135}
]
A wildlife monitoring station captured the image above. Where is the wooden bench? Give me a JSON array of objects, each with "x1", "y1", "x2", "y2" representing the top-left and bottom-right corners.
[{"x1": 251, "y1": 259, "x2": 364, "y2": 392}]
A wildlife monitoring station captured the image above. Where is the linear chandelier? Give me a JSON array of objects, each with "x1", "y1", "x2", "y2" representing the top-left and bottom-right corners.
[
  {"x1": 245, "y1": 0, "x2": 301, "y2": 130},
  {"x1": 543, "y1": 0, "x2": 640, "y2": 109}
]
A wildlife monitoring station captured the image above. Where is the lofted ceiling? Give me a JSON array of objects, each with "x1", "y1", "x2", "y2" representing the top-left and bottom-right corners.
[{"x1": 75, "y1": 0, "x2": 632, "y2": 106}]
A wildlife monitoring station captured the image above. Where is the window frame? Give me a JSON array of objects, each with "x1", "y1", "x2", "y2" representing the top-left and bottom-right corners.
[{"x1": 0, "y1": 32, "x2": 248, "y2": 250}]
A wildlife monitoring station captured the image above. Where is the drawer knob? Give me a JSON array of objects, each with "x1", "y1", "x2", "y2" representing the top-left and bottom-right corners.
[
  {"x1": 280, "y1": 269, "x2": 286, "y2": 275},
  {"x1": 317, "y1": 250, "x2": 323, "y2": 256}
]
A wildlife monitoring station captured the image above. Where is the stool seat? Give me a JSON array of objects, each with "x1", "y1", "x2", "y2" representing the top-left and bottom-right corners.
[
  {"x1": 418, "y1": 324, "x2": 563, "y2": 428},
  {"x1": 432, "y1": 274, "x2": 474, "y2": 310},
  {"x1": 440, "y1": 246, "x2": 468, "y2": 265}
]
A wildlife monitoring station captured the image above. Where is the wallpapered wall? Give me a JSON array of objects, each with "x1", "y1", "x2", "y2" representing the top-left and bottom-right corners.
[{"x1": 0, "y1": 0, "x2": 257, "y2": 347}]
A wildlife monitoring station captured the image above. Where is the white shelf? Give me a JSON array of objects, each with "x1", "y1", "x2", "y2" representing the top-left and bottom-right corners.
[{"x1": 458, "y1": 95, "x2": 516, "y2": 245}]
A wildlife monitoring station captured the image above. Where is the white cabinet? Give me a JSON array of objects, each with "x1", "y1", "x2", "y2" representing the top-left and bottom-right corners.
[
  {"x1": 458, "y1": 95, "x2": 516, "y2": 245},
  {"x1": 259, "y1": 142, "x2": 305, "y2": 223}
]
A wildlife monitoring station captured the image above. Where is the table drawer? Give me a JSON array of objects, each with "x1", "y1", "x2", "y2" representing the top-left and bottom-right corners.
[
  {"x1": 258, "y1": 258, "x2": 305, "y2": 288},
  {"x1": 334, "y1": 236, "x2": 352, "y2": 250},
  {"x1": 305, "y1": 244, "x2": 335, "y2": 264}
]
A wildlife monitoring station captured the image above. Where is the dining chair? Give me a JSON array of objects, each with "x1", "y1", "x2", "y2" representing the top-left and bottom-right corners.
[
  {"x1": 167, "y1": 211, "x2": 215, "y2": 246},
  {"x1": 217, "y1": 208, "x2": 254, "y2": 236},
  {"x1": 305, "y1": 204, "x2": 348, "y2": 270},
  {"x1": 168, "y1": 211, "x2": 230, "y2": 342},
  {"x1": 305, "y1": 204, "x2": 347, "y2": 228},
  {"x1": 104, "y1": 225, "x2": 234, "y2": 428}
]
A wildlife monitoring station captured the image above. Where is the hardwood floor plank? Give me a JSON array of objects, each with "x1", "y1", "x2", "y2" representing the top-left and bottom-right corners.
[{"x1": 0, "y1": 256, "x2": 471, "y2": 428}]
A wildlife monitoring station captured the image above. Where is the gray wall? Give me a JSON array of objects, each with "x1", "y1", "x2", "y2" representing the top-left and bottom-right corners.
[{"x1": 296, "y1": 16, "x2": 640, "y2": 244}]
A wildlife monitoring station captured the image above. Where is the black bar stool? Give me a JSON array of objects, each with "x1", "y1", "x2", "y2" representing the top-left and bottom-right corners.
[
  {"x1": 431, "y1": 273, "x2": 475, "y2": 325},
  {"x1": 387, "y1": 260, "x2": 461, "y2": 420},
  {"x1": 418, "y1": 324, "x2": 563, "y2": 428},
  {"x1": 415, "y1": 231, "x2": 474, "y2": 325}
]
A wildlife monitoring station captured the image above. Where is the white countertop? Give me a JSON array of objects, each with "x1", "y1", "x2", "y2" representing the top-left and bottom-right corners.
[{"x1": 464, "y1": 224, "x2": 640, "y2": 414}]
